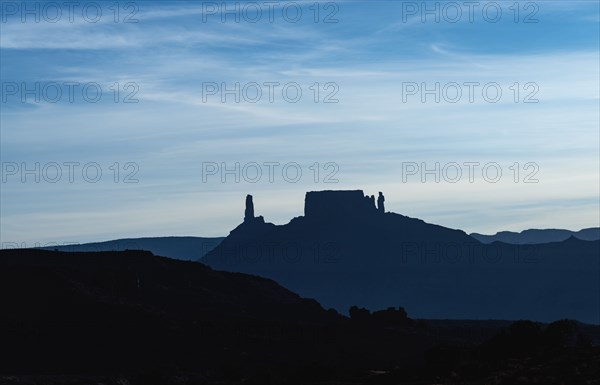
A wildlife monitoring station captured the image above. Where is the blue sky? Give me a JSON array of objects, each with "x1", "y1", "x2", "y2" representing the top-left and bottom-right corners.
[{"x1": 1, "y1": 0, "x2": 599, "y2": 245}]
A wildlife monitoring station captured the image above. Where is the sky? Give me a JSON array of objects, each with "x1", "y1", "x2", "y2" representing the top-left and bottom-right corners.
[{"x1": 1, "y1": 0, "x2": 599, "y2": 246}]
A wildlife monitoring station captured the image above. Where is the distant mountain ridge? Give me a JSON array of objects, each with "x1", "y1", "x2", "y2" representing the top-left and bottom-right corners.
[
  {"x1": 470, "y1": 228, "x2": 600, "y2": 244},
  {"x1": 37, "y1": 236, "x2": 224, "y2": 261},
  {"x1": 203, "y1": 190, "x2": 600, "y2": 323}
]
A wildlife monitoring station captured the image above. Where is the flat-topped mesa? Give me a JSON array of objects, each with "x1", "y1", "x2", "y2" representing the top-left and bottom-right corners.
[{"x1": 304, "y1": 190, "x2": 383, "y2": 219}]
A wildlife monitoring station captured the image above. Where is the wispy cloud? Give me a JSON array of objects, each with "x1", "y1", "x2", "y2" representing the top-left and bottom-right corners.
[{"x1": 1, "y1": 0, "x2": 598, "y2": 243}]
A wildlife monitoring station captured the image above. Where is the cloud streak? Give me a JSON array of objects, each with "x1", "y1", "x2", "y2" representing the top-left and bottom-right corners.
[{"x1": 1, "y1": 0, "x2": 598, "y2": 243}]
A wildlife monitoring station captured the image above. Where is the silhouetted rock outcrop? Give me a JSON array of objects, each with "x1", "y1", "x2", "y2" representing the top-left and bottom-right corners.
[
  {"x1": 349, "y1": 305, "x2": 371, "y2": 321},
  {"x1": 349, "y1": 305, "x2": 410, "y2": 326},
  {"x1": 203, "y1": 190, "x2": 600, "y2": 323},
  {"x1": 244, "y1": 194, "x2": 254, "y2": 221},
  {"x1": 304, "y1": 190, "x2": 377, "y2": 219},
  {"x1": 377, "y1": 191, "x2": 385, "y2": 213}
]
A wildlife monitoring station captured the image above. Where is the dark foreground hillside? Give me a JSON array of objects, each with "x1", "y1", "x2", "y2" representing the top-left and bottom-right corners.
[{"x1": 1, "y1": 249, "x2": 599, "y2": 385}]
